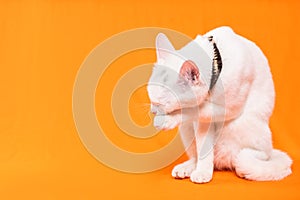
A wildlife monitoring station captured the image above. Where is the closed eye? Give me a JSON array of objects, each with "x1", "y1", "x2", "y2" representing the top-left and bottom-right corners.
[{"x1": 152, "y1": 102, "x2": 161, "y2": 106}]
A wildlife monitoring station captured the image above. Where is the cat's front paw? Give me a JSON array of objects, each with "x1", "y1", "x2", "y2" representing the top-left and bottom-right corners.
[
  {"x1": 154, "y1": 114, "x2": 181, "y2": 130},
  {"x1": 190, "y1": 169, "x2": 213, "y2": 184},
  {"x1": 164, "y1": 101, "x2": 180, "y2": 114},
  {"x1": 172, "y1": 160, "x2": 196, "y2": 179}
]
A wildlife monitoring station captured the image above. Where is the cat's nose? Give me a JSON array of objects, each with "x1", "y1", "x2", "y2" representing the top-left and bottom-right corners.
[
  {"x1": 150, "y1": 103, "x2": 160, "y2": 114},
  {"x1": 151, "y1": 110, "x2": 157, "y2": 114},
  {"x1": 150, "y1": 105, "x2": 158, "y2": 114}
]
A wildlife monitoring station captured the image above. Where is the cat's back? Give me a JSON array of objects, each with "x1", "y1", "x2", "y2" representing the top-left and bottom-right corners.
[
  {"x1": 205, "y1": 26, "x2": 275, "y2": 118},
  {"x1": 206, "y1": 26, "x2": 273, "y2": 84},
  {"x1": 204, "y1": 27, "x2": 254, "y2": 75}
]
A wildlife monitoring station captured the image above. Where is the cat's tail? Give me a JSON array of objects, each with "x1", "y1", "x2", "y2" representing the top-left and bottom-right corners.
[{"x1": 234, "y1": 148, "x2": 292, "y2": 181}]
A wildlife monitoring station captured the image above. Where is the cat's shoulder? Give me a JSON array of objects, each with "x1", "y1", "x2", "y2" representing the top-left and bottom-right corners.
[
  {"x1": 195, "y1": 26, "x2": 235, "y2": 40},
  {"x1": 203, "y1": 26, "x2": 253, "y2": 53},
  {"x1": 193, "y1": 26, "x2": 239, "y2": 48},
  {"x1": 207, "y1": 26, "x2": 235, "y2": 35}
]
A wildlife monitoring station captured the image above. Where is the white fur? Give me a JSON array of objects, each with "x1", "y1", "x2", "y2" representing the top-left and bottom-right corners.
[{"x1": 147, "y1": 26, "x2": 292, "y2": 183}]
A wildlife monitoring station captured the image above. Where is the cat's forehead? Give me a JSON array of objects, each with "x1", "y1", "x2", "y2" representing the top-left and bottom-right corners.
[{"x1": 156, "y1": 51, "x2": 185, "y2": 74}]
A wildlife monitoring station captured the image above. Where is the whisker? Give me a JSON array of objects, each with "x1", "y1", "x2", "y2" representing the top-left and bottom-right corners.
[
  {"x1": 132, "y1": 103, "x2": 151, "y2": 109},
  {"x1": 128, "y1": 102, "x2": 153, "y2": 123}
]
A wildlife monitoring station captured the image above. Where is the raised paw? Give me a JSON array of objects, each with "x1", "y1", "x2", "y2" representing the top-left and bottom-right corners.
[
  {"x1": 154, "y1": 114, "x2": 181, "y2": 130},
  {"x1": 171, "y1": 160, "x2": 196, "y2": 179},
  {"x1": 190, "y1": 169, "x2": 213, "y2": 184}
]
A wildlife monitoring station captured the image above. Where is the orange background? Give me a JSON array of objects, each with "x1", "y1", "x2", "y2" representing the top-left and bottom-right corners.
[{"x1": 1, "y1": 0, "x2": 300, "y2": 199}]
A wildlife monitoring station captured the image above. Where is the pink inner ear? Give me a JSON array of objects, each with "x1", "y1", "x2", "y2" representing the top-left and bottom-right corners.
[{"x1": 180, "y1": 60, "x2": 200, "y2": 84}]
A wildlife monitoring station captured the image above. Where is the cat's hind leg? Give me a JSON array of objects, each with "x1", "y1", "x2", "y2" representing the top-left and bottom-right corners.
[
  {"x1": 230, "y1": 115, "x2": 292, "y2": 181},
  {"x1": 172, "y1": 123, "x2": 196, "y2": 179}
]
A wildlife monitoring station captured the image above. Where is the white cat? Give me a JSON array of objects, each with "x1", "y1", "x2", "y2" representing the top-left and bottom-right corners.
[{"x1": 147, "y1": 26, "x2": 292, "y2": 183}]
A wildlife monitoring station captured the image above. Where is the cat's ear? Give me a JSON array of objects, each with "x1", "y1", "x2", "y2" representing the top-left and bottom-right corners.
[
  {"x1": 179, "y1": 60, "x2": 200, "y2": 85},
  {"x1": 156, "y1": 33, "x2": 175, "y2": 60}
]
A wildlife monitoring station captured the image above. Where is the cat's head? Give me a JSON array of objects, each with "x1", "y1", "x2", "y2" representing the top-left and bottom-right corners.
[{"x1": 147, "y1": 33, "x2": 210, "y2": 115}]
